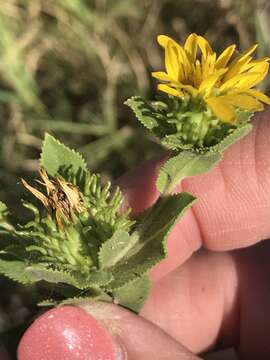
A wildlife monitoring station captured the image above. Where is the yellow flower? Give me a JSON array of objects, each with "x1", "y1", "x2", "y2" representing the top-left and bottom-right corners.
[{"x1": 152, "y1": 34, "x2": 270, "y2": 123}]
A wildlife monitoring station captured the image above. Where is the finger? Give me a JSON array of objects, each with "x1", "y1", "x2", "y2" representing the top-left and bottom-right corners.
[
  {"x1": 235, "y1": 240, "x2": 270, "y2": 359},
  {"x1": 140, "y1": 249, "x2": 239, "y2": 355},
  {"x1": 118, "y1": 108, "x2": 270, "y2": 280},
  {"x1": 17, "y1": 305, "x2": 200, "y2": 360},
  {"x1": 141, "y1": 240, "x2": 270, "y2": 359},
  {"x1": 182, "y1": 109, "x2": 270, "y2": 251},
  {"x1": 80, "y1": 302, "x2": 200, "y2": 360}
]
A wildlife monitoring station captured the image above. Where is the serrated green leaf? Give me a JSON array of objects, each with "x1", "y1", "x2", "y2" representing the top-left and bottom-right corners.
[
  {"x1": 125, "y1": 96, "x2": 159, "y2": 130},
  {"x1": 39, "y1": 290, "x2": 112, "y2": 307},
  {"x1": 210, "y1": 123, "x2": 252, "y2": 152},
  {"x1": 25, "y1": 264, "x2": 83, "y2": 288},
  {"x1": 0, "y1": 260, "x2": 33, "y2": 284},
  {"x1": 112, "y1": 275, "x2": 151, "y2": 313},
  {"x1": 55, "y1": 291, "x2": 112, "y2": 306},
  {"x1": 136, "y1": 192, "x2": 196, "y2": 247},
  {"x1": 87, "y1": 270, "x2": 113, "y2": 287},
  {"x1": 161, "y1": 134, "x2": 193, "y2": 151},
  {"x1": 109, "y1": 193, "x2": 196, "y2": 289},
  {"x1": 38, "y1": 299, "x2": 58, "y2": 307},
  {"x1": 98, "y1": 230, "x2": 137, "y2": 269},
  {"x1": 40, "y1": 133, "x2": 87, "y2": 177},
  {"x1": 157, "y1": 151, "x2": 221, "y2": 194},
  {"x1": 1, "y1": 245, "x2": 27, "y2": 260}
]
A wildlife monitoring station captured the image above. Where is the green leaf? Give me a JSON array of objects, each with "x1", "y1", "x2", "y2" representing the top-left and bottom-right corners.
[
  {"x1": 157, "y1": 151, "x2": 221, "y2": 194},
  {"x1": 0, "y1": 260, "x2": 34, "y2": 284},
  {"x1": 98, "y1": 230, "x2": 136, "y2": 269},
  {"x1": 210, "y1": 123, "x2": 252, "y2": 152},
  {"x1": 112, "y1": 275, "x2": 151, "y2": 313},
  {"x1": 87, "y1": 270, "x2": 113, "y2": 287},
  {"x1": 1, "y1": 245, "x2": 27, "y2": 260},
  {"x1": 25, "y1": 264, "x2": 83, "y2": 288},
  {"x1": 125, "y1": 96, "x2": 159, "y2": 130},
  {"x1": 156, "y1": 123, "x2": 252, "y2": 195},
  {"x1": 39, "y1": 290, "x2": 112, "y2": 307},
  {"x1": 109, "y1": 192, "x2": 196, "y2": 289},
  {"x1": 40, "y1": 133, "x2": 87, "y2": 177}
]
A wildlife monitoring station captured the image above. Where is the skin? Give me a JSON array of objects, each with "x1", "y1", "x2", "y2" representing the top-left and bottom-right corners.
[{"x1": 17, "y1": 108, "x2": 270, "y2": 359}]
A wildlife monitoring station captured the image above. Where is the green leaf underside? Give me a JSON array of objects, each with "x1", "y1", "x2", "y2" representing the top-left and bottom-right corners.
[
  {"x1": 125, "y1": 96, "x2": 159, "y2": 130},
  {"x1": 24, "y1": 264, "x2": 83, "y2": 287},
  {"x1": 0, "y1": 260, "x2": 33, "y2": 284},
  {"x1": 209, "y1": 123, "x2": 252, "y2": 153},
  {"x1": 40, "y1": 133, "x2": 87, "y2": 176},
  {"x1": 39, "y1": 290, "x2": 112, "y2": 307},
  {"x1": 112, "y1": 275, "x2": 151, "y2": 312},
  {"x1": 126, "y1": 95, "x2": 253, "y2": 155},
  {"x1": 87, "y1": 270, "x2": 113, "y2": 287},
  {"x1": 157, "y1": 122, "x2": 252, "y2": 194},
  {"x1": 98, "y1": 230, "x2": 136, "y2": 269},
  {"x1": 157, "y1": 151, "x2": 221, "y2": 194},
  {"x1": 109, "y1": 192, "x2": 196, "y2": 289}
]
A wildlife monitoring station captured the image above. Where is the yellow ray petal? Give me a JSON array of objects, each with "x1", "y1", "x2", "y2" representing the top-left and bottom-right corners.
[
  {"x1": 219, "y1": 72, "x2": 261, "y2": 92},
  {"x1": 165, "y1": 40, "x2": 180, "y2": 79},
  {"x1": 236, "y1": 44, "x2": 258, "y2": 60},
  {"x1": 157, "y1": 35, "x2": 183, "y2": 51},
  {"x1": 206, "y1": 97, "x2": 236, "y2": 123},
  {"x1": 176, "y1": 46, "x2": 192, "y2": 80},
  {"x1": 199, "y1": 68, "x2": 228, "y2": 96},
  {"x1": 240, "y1": 57, "x2": 270, "y2": 72},
  {"x1": 236, "y1": 64, "x2": 269, "y2": 88},
  {"x1": 201, "y1": 52, "x2": 216, "y2": 79},
  {"x1": 197, "y1": 35, "x2": 213, "y2": 58},
  {"x1": 223, "y1": 44, "x2": 258, "y2": 81},
  {"x1": 184, "y1": 33, "x2": 198, "y2": 62},
  {"x1": 222, "y1": 56, "x2": 253, "y2": 82},
  {"x1": 157, "y1": 35, "x2": 174, "y2": 48},
  {"x1": 151, "y1": 71, "x2": 175, "y2": 82},
  {"x1": 220, "y1": 94, "x2": 263, "y2": 111},
  {"x1": 240, "y1": 89, "x2": 270, "y2": 105},
  {"x1": 194, "y1": 59, "x2": 202, "y2": 87},
  {"x1": 176, "y1": 84, "x2": 198, "y2": 97},
  {"x1": 215, "y1": 44, "x2": 236, "y2": 69},
  {"x1": 158, "y1": 84, "x2": 183, "y2": 97},
  {"x1": 244, "y1": 61, "x2": 269, "y2": 76}
]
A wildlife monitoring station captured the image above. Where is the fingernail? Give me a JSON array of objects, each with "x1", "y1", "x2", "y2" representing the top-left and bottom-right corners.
[{"x1": 17, "y1": 305, "x2": 124, "y2": 360}]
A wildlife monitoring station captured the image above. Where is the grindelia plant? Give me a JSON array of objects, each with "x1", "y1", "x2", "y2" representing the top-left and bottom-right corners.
[
  {"x1": 0, "y1": 34, "x2": 269, "y2": 314},
  {"x1": 0, "y1": 134, "x2": 195, "y2": 312},
  {"x1": 126, "y1": 33, "x2": 270, "y2": 194}
]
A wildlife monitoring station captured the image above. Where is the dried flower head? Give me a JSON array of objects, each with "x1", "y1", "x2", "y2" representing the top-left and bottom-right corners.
[
  {"x1": 152, "y1": 33, "x2": 270, "y2": 123},
  {"x1": 21, "y1": 169, "x2": 86, "y2": 231}
]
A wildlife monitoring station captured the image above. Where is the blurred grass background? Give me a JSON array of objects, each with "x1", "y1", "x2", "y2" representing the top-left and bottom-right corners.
[{"x1": 0, "y1": 0, "x2": 270, "y2": 353}]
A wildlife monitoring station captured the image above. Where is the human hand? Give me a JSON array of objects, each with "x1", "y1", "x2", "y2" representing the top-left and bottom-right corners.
[{"x1": 17, "y1": 109, "x2": 270, "y2": 359}]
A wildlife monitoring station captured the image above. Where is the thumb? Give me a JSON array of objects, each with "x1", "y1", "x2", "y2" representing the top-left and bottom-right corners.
[{"x1": 17, "y1": 304, "x2": 199, "y2": 360}]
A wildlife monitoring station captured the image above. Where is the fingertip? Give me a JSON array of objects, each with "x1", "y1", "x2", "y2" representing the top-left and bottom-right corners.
[{"x1": 17, "y1": 306, "x2": 117, "y2": 360}]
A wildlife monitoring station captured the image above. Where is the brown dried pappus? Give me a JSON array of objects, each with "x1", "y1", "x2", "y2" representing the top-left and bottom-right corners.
[{"x1": 21, "y1": 169, "x2": 86, "y2": 231}]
